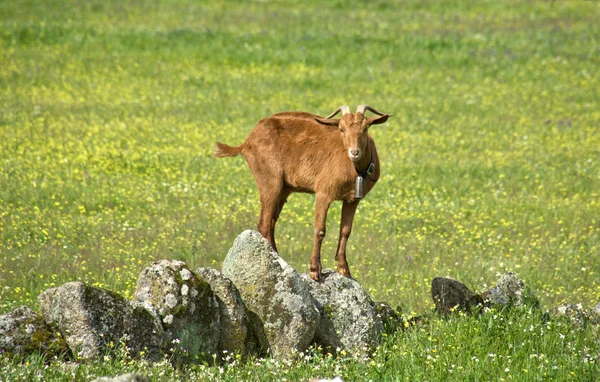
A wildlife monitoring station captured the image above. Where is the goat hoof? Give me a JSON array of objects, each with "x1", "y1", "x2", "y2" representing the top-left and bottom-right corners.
[
  {"x1": 337, "y1": 267, "x2": 352, "y2": 278},
  {"x1": 309, "y1": 270, "x2": 321, "y2": 281}
]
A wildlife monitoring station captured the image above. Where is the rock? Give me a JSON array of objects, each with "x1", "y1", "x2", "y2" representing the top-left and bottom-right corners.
[
  {"x1": 593, "y1": 302, "x2": 600, "y2": 315},
  {"x1": 135, "y1": 260, "x2": 220, "y2": 363},
  {"x1": 301, "y1": 270, "x2": 383, "y2": 358},
  {"x1": 0, "y1": 306, "x2": 65, "y2": 357},
  {"x1": 373, "y1": 301, "x2": 403, "y2": 334},
  {"x1": 221, "y1": 230, "x2": 320, "y2": 359},
  {"x1": 482, "y1": 272, "x2": 539, "y2": 309},
  {"x1": 431, "y1": 277, "x2": 483, "y2": 315},
  {"x1": 195, "y1": 267, "x2": 251, "y2": 357},
  {"x1": 550, "y1": 303, "x2": 598, "y2": 327},
  {"x1": 39, "y1": 282, "x2": 165, "y2": 360},
  {"x1": 92, "y1": 373, "x2": 150, "y2": 382}
]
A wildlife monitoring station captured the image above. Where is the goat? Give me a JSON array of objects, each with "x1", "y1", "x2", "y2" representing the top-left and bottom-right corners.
[{"x1": 214, "y1": 105, "x2": 392, "y2": 281}]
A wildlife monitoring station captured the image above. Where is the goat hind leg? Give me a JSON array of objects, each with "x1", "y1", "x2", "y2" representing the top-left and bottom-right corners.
[
  {"x1": 257, "y1": 189, "x2": 281, "y2": 252},
  {"x1": 269, "y1": 188, "x2": 291, "y2": 251}
]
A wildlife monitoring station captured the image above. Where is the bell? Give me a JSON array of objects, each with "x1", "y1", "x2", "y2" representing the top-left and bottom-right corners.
[{"x1": 354, "y1": 176, "x2": 365, "y2": 199}]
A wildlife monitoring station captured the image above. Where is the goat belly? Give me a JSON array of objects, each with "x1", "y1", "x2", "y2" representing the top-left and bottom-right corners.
[{"x1": 283, "y1": 172, "x2": 317, "y2": 194}]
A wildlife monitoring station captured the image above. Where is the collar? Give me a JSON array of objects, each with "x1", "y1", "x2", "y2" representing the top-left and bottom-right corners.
[{"x1": 354, "y1": 143, "x2": 377, "y2": 182}]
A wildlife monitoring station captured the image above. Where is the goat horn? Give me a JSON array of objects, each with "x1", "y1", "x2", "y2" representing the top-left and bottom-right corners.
[
  {"x1": 325, "y1": 105, "x2": 350, "y2": 119},
  {"x1": 355, "y1": 105, "x2": 388, "y2": 116}
]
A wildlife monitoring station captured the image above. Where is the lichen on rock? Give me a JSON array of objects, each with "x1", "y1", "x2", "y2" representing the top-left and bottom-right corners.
[
  {"x1": 0, "y1": 305, "x2": 66, "y2": 357},
  {"x1": 301, "y1": 269, "x2": 383, "y2": 358},
  {"x1": 38, "y1": 282, "x2": 165, "y2": 360},
  {"x1": 135, "y1": 259, "x2": 220, "y2": 363},
  {"x1": 482, "y1": 272, "x2": 539, "y2": 309},
  {"x1": 196, "y1": 267, "x2": 251, "y2": 358}
]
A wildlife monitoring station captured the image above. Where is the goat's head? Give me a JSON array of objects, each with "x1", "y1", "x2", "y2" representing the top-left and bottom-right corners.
[{"x1": 315, "y1": 105, "x2": 391, "y2": 162}]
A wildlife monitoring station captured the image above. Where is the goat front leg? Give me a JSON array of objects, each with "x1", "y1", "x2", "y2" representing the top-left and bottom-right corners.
[
  {"x1": 309, "y1": 194, "x2": 331, "y2": 281},
  {"x1": 335, "y1": 200, "x2": 359, "y2": 278}
]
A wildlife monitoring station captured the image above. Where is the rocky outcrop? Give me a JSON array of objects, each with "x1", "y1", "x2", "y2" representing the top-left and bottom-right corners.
[
  {"x1": 0, "y1": 306, "x2": 65, "y2": 357},
  {"x1": 301, "y1": 270, "x2": 383, "y2": 358},
  {"x1": 431, "y1": 277, "x2": 483, "y2": 315},
  {"x1": 221, "y1": 230, "x2": 320, "y2": 359},
  {"x1": 195, "y1": 267, "x2": 251, "y2": 357},
  {"x1": 38, "y1": 282, "x2": 164, "y2": 360},
  {"x1": 4, "y1": 234, "x2": 406, "y2": 364},
  {"x1": 135, "y1": 260, "x2": 220, "y2": 363}
]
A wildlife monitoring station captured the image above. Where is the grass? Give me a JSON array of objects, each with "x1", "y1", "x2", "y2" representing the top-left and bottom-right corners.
[{"x1": 1, "y1": 0, "x2": 599, "y2": 380}]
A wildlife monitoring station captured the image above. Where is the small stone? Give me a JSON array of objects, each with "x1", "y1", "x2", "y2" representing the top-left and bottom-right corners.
[
  {"x1": 431, "y1": 277, "x2": 483, "y2": 315},
  {"x1": 181, "y1": 284, "x2": 189, "y2": 296},
  {"x1": 481, "y1": 272, "x2": 539, "y2": 309},
  {"x1": 550, "y1": 303, "x2": 597, "y2": 328},
  {"x1": 92, "y1": 373, "x2": 150, "y2": 382},
  {"x1": 374, "y1": 302, "x2": 403, "y2": 334}
]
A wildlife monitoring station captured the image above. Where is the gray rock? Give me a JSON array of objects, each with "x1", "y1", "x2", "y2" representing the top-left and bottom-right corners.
[
  {"x1": 0, "y1": 306, "x2": 65, "y2": 356},
  {"x1": 135, "y1": 260, "x2": 220, "y2": 363},
  {"x1": 221, "y1": 230, "x2": 320, "y2": 359},
  {"x1": 301, "y1": 270, "x2": 383, "y2": 358},
  {"x1": 482, "y1": 272, "x2": 539, "y2": 309},
  {"x1": 92, "y1": 373, "x2": 150, "y2": 382},
  {"x1": 195, "y1": 267, "x2": 250, "y2": 357},
  {"x1": 431, "y1": 277, "x2": 483, "y2": 315},
  {"x1": 593, "y1": 302, "x2": 600, "y2": 315},
  {"x1": 550, "y1": 303, "x2": 599, "y2": 327},
  {"x1": 39, "y1": 282, "x2": 165, "y2": 360},
  {"x1": 373, "y1": 301, "x2": 403, "y2": 334}
]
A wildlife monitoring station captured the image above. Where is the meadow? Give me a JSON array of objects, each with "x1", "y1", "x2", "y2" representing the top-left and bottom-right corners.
[{"x1": 1, "y1": 0, "x2": 599, "y2": 380}]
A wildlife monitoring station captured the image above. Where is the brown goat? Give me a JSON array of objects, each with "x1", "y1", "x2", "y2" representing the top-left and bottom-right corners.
[{"x1": 214, "y1": 105, "x2": 392, "y2": 281}]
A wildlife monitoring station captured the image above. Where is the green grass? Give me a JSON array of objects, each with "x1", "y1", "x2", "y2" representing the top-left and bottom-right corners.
[{"x1": 1, "y1": 0, "x2": 599, "y2": 380}]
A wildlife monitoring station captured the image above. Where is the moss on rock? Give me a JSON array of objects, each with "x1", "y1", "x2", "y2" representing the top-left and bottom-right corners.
[{"x1": 0, "y1": 306, "x2": 66, "y2": 357}]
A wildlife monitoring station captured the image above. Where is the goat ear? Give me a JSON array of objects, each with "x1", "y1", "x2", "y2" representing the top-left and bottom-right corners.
[
  {"x1": 315, "y1": 117, "x2": 340, "y2": 126},
  {"x1": 367, "y1": 114, "x2": 392, "y2": 126}
]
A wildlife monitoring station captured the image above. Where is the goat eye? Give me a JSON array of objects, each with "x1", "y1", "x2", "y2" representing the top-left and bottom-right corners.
[{"x1": 340, "y1": 128, "x2": 345, "y2": 133}]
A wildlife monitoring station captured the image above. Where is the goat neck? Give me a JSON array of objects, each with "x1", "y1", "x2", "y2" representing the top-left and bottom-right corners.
[{"x1": 354, "y1": 140, "x2": 375, "y2": 180}]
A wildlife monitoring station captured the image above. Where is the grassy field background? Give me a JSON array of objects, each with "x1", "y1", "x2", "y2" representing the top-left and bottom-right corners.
[{"x1": 1, "y1": 0, "x2": 599, "y2": 380}]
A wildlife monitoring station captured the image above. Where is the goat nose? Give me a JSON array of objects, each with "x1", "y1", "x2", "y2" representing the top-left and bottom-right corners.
[{"x1": 351, "y1": 149, "x2": 359, "y2": 156}]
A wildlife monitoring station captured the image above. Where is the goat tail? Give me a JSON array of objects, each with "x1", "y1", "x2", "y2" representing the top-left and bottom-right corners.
[{"x1": 213, "y1": 142, "x2": 244, "y2": 158}]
